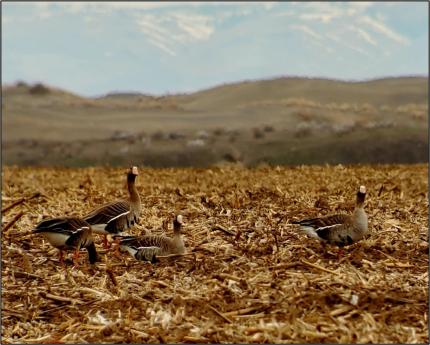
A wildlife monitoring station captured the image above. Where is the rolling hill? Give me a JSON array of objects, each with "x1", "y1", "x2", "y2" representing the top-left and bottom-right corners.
[{"x1": 2, "y1": 76, "x2": 428, "y2": 166}]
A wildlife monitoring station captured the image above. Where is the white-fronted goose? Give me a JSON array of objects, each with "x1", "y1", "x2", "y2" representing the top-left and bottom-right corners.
[
  {"x1": 32, "y1": 217, "x2": 98, "y2": 265},
  {"x1": 83, "y1": 166, "x2": 141, "y2": 248},
  {"x1": 117, "y1": 215, "x2": 185, "y2": 262},
  {"x1": 292, "y1": 186, "x2": 368, "y2": 248}
]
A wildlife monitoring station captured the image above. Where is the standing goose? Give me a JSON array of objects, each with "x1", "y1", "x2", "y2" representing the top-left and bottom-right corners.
[
  {"x1": 292, "y1": 186, "x2": 368, "y2": 248},
  {"x1": 117, "y1": 214, "x2": 185, "y2": 262},
  {"x1": 32, "y1": 217, "x2": 98, "y2": 265},
  {"x1": 83, "y1": 166, "x2": 141, "y2": 248}
]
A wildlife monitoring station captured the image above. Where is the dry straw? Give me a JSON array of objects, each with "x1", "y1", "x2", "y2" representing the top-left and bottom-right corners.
[{"x1": 2, "y1": 164, "x2": 428, "y2": 343}]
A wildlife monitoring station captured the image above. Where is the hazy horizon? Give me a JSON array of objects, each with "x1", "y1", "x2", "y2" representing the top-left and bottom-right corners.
[
  {"x1": 3, "y1": 2, "x2": 428, "y2": 97},
  {"x1": 3, "y1": 74, "x2": 428, "y2": 98}
]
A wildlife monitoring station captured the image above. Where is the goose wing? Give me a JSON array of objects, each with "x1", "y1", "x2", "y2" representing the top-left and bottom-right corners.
[
  {"x1": 84, "y1": 200, "x2": 131, "y2": 234},
  {"x1": 134, "y1": 246, "x2": 160, "y2": 262},
  {"x1": 119, "y1": 241, "x2": 160, "y2": 263},
  {"x1": 33, "y1": 218, "x2": 71, "y2": 233},
  {"x1": 118, "y1": 235, "x2": 164, "y2": 248},
  {"x1": 33, "y1": 217, "x2": 88, "y2": 234},
  {"x1": 292, "y1": 214, "x2": 351, "y2": 229},
  {"x1": 64, "y1": 226, "x2": 92, "y2": 249},
  {"x1": 33, "y1": 217, "x2": 92, "y2": 249},
  {"x1": 118, "y1": 235, "x2": 171, "y2": 253},
  {"x1": 315, "y1": 223, "x2": 356, "y2": 247},
  {"x1": 293, "y1": 214, "x2": 353, "y2": 245}
]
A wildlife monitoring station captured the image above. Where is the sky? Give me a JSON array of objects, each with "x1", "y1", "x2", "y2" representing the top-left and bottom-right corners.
[{"x1": 2, "y1": 1, "x2": 428, "y2": 96}]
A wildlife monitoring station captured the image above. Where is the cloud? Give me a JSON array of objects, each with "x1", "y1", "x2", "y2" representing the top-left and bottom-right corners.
[
  {"x1": 346, "y1": 2, "x2": 373, "y2": 15},
  {"x1": 360, "y1": 15, "x2": 409, "y2": 45},
  {"x1": 343, "y1": 43, "x2": 370, "y2": 57},
  {"x1": 326, "y1": 32, "x2": 370, "y2": 57},
  {"x1": 311, "y1": 39, "x2": 334, "y2": 54},
  {"x1": 137, "y1": 15, "x2": 178, "y2": 55},
  {"x1": 25, "y1": 2, "x2": 54, "y2": 19},
  {"x1": 298, "y1": 2, "x2": 373, "y2": 23},
  {"x1": 55, "y1": 2, "x2": 266, "y2": 15},
  {"x1": 215, "y1": 7, "x2": 254, "y2": 23},
  {"x1": 262, "y1": 2, "x2": 277, "y2": 11},
  {"x1": 290, "y1": 24, "x2": 322, "y2": 41},
  {"x1": 62, "y1": 2, "x2": 204, "y2": 13},
  {"x1": 299, "y1": 3, "x2": 344, "y2": 23},
  {"x1": 9, "y1": 2, "x2": 208, "y2": 20},
  {"x1": 171, "y1": 13, "x2": 214, "y2": 41},
  {"x1": 275, "y1": 10, "x2": 296, "y2": 17},
  {"x1": 137, "y1": 12, "x2": 214, "y2": 56},
  {"x1": 299, "y1": 13, "x2": 339, "y2": 23},
  {"x1": 288, "y1": 3, "x2": 409, "y2": 57},
  {"x1": 290, "y1": 24, "x2": 336, "y2": 54},
  {"x1": 348, "y1": 26, "x2": 377, "y2": 46},
  {"x1": 147, "y1": 38, "x2": 177, "y2": 56}
]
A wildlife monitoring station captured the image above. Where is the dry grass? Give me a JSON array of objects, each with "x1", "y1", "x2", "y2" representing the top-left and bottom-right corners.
[{"x1": 2, "y1": 164, "x2": 428, "y2": 344}]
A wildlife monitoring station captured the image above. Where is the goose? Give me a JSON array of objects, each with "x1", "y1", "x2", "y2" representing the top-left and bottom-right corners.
[
  {"x1": 116, "y1": 214, "x2": 185, "y2": 262},
  {"x1": 32, "y1": 217, "x2": 98, "y2": 265},
  {"x1": 83, "y1": 166, "x2": 141, "y2": 248},
  {"x1": 292, "y1": 185, "x2": 368, "y2": 249}
]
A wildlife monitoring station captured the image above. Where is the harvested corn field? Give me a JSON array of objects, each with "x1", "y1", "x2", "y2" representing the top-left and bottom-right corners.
[{"x1": 2, "y1": 164, "x2": 428, "y2": 344}]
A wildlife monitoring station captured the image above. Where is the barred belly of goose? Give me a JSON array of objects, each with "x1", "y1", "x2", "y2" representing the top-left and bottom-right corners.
[
  {"x1": 117, "y1": 214, "x2": 185, "y2": 262},
  {"x1": 83, "y1": 166, "x2": 142, "y2": 249},
  {"x1": 292, "y1": 186, "x2": 368, "y2": 255},
  {"x1": 32, "y1": 217, "x2": 98, "y2": 266}
]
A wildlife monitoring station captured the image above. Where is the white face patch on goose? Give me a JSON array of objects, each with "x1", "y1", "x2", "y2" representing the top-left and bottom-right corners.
[
  {"x1": 359, "y1": 186, "x2": 366, "y2": 194},
  {"x1": 131, "y1": 166, "x2": 138, "y2": 175},
  {"x1": 176, "y1": 215, "x2": 183, "y2": 224}
]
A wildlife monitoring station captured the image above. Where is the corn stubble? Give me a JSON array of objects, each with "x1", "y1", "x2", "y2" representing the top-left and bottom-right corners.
[{"x1": 2, "y1": 164, "x2": 428, "y2": 343}]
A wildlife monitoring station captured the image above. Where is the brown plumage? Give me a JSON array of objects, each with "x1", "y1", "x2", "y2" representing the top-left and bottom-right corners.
[
  {"x1": 32, "y1": 217, "x2": 98, "y2": 265},
  {"x1": 292, "y1": 185, "x2": 368, "y2": 247},
  {"x1": 117, "y1": 215, "x2": 185, "y2": 262},
  {"x1": 83, "y1": 166, "x2": 141, "y2": 247}
]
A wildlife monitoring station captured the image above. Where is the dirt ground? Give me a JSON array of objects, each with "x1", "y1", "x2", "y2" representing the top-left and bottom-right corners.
[{"x1": 2, "y1": 164, "x2": 428, "y2": 343}]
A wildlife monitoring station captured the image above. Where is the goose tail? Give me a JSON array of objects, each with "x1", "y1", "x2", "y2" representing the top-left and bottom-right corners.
[{"x1": 297, "y1": 225, "x2": 320, "y2": 239}]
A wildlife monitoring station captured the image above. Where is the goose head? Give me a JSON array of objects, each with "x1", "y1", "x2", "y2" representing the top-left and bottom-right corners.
[
  {"x1": 130, "y1": 166, "x2": 139, "y2": 176},
  {"x1": 127, "y1": 166, "x2": 139, "y2": 183},
  {"x1": 173, "y1": 214, "x2": 183, "y2": 233},
  {"x1": 356, "y1": 185, "x2": 366, "y2": 207}
]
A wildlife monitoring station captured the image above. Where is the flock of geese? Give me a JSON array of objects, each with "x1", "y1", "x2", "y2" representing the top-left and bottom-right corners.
[{"x1": 32, "y1": 166, "x2": 368, "y2": 267}]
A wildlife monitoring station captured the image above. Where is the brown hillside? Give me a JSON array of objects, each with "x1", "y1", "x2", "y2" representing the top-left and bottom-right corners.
[{"x1": 2, "y1": 77, "x2": 428, "y2": 166}]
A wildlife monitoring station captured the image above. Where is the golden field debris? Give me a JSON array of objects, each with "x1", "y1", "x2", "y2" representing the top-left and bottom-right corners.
[{"x1": 2, "y1": 164, "x2": 428, "y2": 343}]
